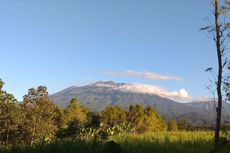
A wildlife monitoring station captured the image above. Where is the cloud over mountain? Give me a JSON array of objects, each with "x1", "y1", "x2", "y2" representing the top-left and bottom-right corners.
[
  {"x1": 50, "y1": 81, "x2": 230, "y2": 127},
  {"x1": 94, "y1": 81, "x2": 191, "y2": 101},
  {"x1": 106, "y1": 70, "x2": 182, "y2": 81}
]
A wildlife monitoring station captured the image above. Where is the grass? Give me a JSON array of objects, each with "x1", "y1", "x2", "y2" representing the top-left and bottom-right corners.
[
  {"x1": 1, "y1": 132, "x2": 230, "y2": 153},
  {"x1": 112, "y1": 132, "x2": 221, "y2": 153},
  {"x1": 0, "y1": 140, "x2": 96, "y2": 153}
]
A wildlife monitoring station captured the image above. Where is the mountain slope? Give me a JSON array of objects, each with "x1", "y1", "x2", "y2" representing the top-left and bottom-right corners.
[
  {"x1": 50, "y1": 81, "x2": 230, "y2": 126},
  {"x1": 50, "y1": 81, "x2": 192, "y2": 116}
]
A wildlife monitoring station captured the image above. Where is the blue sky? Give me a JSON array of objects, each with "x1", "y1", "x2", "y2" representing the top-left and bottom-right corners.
[{"x1": 0, "y1": 0, "x2": 218, "y2": 101}]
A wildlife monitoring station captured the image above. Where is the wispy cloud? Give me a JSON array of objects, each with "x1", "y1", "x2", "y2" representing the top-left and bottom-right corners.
[
  {"x1": 191, "y1": 96, "x2": 214, "y2": 102},
  {"x1": 106, "y1": 70, "x2": 182, "y2": 81}
]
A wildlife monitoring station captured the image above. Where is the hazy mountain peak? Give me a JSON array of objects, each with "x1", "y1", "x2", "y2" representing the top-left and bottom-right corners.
[{"x1": 92, "y1": 81, "x2": 126, "y2": 88}]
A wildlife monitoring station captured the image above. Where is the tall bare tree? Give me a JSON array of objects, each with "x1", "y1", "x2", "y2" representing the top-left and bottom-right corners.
[{"x1": 201, "y1": 0, "x2": 230, "y2": 146}]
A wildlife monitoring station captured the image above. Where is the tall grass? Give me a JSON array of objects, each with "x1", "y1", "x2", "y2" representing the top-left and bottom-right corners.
[
  {"x1": 1, "y1": 132, "x2": 229, "y2": 153},
  {"x1": 112, "y1": 131, "x2": 230, "y2": 153},
  {"x1": 0, "y1": 139, "x2": 99, "y2": 153}
]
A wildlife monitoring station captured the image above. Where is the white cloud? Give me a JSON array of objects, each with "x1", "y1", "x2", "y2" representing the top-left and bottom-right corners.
[
  {"x1": 106, "y1": 70, "x2": 182, "y2": 81},
  {"x1": 95, "y1": 82, "x2": 192, "y2": 102},
  {"x1": 121, "y1": 84, "x2": 192, "y2": 102},
  {"x1": 191, "y1": 96, "x2": 214, "y2": 102}
]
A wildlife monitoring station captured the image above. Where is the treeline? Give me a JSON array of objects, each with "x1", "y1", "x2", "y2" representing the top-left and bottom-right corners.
[{"x1": 0, "y1": 80, "x2": 178, "y2": 148}]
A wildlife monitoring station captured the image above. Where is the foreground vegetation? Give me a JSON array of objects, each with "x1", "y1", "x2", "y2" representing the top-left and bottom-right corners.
[
  {"x1": 113, "y1": 132, "x2": 230, "y2": 153},
  {"x1": 0, "y1": 80, "x2": 230, "y2": 153},
  {"x1": 0, "y1": 79, "x2": 173, "y2": 148},
  {"x1": 0, "y1": 132, "x2": 230, "y2": 153}
]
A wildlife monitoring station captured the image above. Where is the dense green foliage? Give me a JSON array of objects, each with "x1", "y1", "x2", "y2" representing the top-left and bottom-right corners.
[
  {"x1": 127, "y1": 105, "x2": 167, "y2": 133},
  {"x1": 100, "y1": 106, "x2": 126, "y2": 127},
  {"x1": 167, "y1": 119, "x2": 178, "y2": 131},
  {"x1": 22, "y1": 86, "x2": 60, "y2": 144},
  {"x1": 62, "y1": 98, "x2": 89, "y2": 127},
  {"x1": 0, "y1": 80, "x2": 25, "y2": 147}
]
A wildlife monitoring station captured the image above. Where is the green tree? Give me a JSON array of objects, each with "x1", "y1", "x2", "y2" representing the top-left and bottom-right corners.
[
  {"x1": 127, "y1": 105, "x2": 166, "y2": 133},
  {"x1": 177, "y1": 120, "x2": 192, "y2": 131},
  {"x1": 143, "y1": 106, "x2": 167, "y2": 132},
  {"x1": 100, "y1": 106, "x2": 126, "y2": 127},
  {"x1": 127, "y1": 105, "x2": 145, "y2": 133},
  {"x1": 0, "y1": 80, "x2": 24, "y2": 147},
  {"x1": 0, "y1": 79, "x2": 3, "y2": 92},
  {"x1": 22, "y1": 86, "x2": 59, "y2": 144},
  {"x1": 87, "y1": 112, "x2": 101, "y2": 128},
  {"x1": 55, "y1": 106, "x2": 65, "y2": 129},
  {"x1": 62, "y1": 98, "x2": 89, "y2": 128},
  {"x1": 167, "y1": 119, "x2": 178, "y2": 131}
]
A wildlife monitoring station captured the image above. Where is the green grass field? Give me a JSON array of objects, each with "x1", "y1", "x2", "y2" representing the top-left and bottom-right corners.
[
  {"x1": 112, "y1": 132, "x2": 230, "y2": 153},
  {"x1": 1, "y1": 132, "x2": 230, "y2": 153}
]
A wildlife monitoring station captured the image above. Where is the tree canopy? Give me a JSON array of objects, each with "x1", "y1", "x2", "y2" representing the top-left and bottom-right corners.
[{"x1": 22, "y1": 86, "x2": 59, "y2": 144}]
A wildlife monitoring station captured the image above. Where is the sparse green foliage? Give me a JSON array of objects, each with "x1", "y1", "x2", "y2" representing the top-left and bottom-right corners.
[
  {"x1": 201, "y1": 0, "x2": 230, "y2": 146},
  {"x1": 0, "y1": 79, "x2": 3, "y2": 91}
]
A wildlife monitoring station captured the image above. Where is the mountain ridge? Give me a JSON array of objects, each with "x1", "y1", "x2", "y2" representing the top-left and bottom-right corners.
[{"x1": 50, "y1": 81, "x2": 230, "y2": 126}]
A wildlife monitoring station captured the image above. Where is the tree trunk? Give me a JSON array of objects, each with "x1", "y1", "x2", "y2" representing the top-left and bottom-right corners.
[{"x1": 214, "y1": 0, "x2": 223, "y2": 147}]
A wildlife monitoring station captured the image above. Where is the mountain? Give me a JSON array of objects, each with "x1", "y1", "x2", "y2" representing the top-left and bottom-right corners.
[
  {"x1": 185, "y1": 101, "x2": 230, "y2": 114},
  {"x1": 50, "y1": 81, "x2": 230, "y2": 126},
  {"x1": 179, "y1": 101, "x2": 230, "y2": 126}
]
